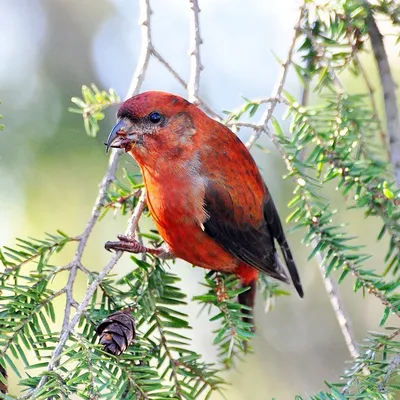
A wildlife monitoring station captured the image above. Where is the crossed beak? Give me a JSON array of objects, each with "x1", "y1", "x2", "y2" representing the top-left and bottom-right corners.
[{"x1": 106, "y1": 120, "x2": 135, "y2": 153}]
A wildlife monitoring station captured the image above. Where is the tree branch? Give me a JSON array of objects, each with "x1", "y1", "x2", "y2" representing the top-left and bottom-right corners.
[
  {"x1": 152, "y1": 49, "x2": 221, "y2": 120},
  {"x1": 246, "y1": 4, "x2": 305, "y2": 148},
  {"x1": 127, "y1": 0, "x2": 153, "y2": 98},
  {"x1": 187, "y1": 0, "x2": 203, "y2": 103},
  {"x1": 351, "y1": 53, "x2": 389, "y2": 159},
  {"x1": 314, "y1": 245, "x2": 361, "y2": 361},
  {"x1": 127, "y1": 189, "x2": 147, "y2": 237},
  {"x1": 365, "y1": 4, "x2": 400, "y2": 187}
]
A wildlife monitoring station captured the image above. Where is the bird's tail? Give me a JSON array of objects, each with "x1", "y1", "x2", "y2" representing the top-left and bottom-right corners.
[
  {"x1": 263, "y1": 194, "x2": 304, "y2": 298},
  {"x1": 238, "y1": 279, "x2": 257, "y2": 330},
  {"x1": 0, "y1": 363, "x2": 7, "y2": 394}
]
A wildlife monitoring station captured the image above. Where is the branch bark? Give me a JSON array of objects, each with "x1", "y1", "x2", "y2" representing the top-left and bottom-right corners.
[
  {"x1": 246, "y1": 4, "x2": 305, "y2": 148},
  {"x1": 313, "y1": 245, "x2": 360, "y2": 361},
  {"x1": 127, "y1": 0, "x2": 153, "y2": 98},
  {"x1": 187, "y1": 0, "x2": 203, "y2": 103},
  {"x1": 365, "y1": 4, "x2": 400, "y2": 187}
]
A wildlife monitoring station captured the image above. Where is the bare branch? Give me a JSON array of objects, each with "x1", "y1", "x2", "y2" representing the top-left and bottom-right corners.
[
  {"x1": 187, "y1": 0, "x2": 203, "y2": 103},
  {"x1": 152, "y1": 49, "x2": 187, "y2": 88},
  {"x1": 313, "y1": 243, "x2": 360, "y2": 361},
  {"x1": 246, "y1": 4, "x2": 305, "y2": 148},
  {"x1": 353, "y1": 53, "x2": 389, "y2": 153},
  {"x1": 127, "y1": 0, "x2": 153, "y2": 98},
  {"x1": 152, "y1": 49, "x2": 222, "y2": 120},
  {"x1": 230, "y1": 121, "x2": 262, "y2": 131},
  {"x1": 365, "y1": 5, "x2": 400, "y2": 187},
  {"x1": 127, "y1": 189, "x2": 147, "y2": 237}
]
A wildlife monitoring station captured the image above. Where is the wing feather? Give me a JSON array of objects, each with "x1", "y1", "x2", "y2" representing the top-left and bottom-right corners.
[{"x1": 203, "y1": 181, "x2": 289, "y2": 283}]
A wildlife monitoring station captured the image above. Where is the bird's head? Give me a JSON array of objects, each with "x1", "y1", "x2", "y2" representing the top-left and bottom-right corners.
[{"x1": 106, "y1": 91, "x2": 200, "y2": 165}]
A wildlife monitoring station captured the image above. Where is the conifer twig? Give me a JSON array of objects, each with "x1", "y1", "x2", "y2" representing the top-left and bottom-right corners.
[{"x1": 342, "y1": 328, "x2": 400, "y2": 394}]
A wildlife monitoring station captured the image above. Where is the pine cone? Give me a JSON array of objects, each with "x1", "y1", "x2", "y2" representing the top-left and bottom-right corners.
[
  {"x1": 96, "y1": 310, "x2": 136, "y2": 356},
  {"x1": 0, "y1": 364, "x2": 7, "y2": 394}
]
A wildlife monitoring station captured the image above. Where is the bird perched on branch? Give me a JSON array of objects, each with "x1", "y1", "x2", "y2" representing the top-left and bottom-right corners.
[{"x1": 105, "y1": 91, "x2": 303, "y2": 316}]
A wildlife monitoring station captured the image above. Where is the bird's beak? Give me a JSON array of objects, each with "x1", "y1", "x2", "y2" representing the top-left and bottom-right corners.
[{"x1": 106, "y1": 119, "x2": 132, "y2": 153}]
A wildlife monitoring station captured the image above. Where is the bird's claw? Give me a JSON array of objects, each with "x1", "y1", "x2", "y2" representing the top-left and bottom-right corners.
[
  {"x1": 104, "y1": 235, "x2": 147, "y2": 254},
  {"x1": 104, "y1": 235, "x2": 174, "y2": 259}
]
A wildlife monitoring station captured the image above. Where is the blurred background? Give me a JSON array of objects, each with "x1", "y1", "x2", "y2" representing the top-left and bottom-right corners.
[{"x1": 1, "y1": 0, "x2": 399, "y2": 398}]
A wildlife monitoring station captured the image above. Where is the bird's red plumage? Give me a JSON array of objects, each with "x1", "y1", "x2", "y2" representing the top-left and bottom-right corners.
[{"x1": 107, "y1": 91, "x2": 303, "y2": 312}]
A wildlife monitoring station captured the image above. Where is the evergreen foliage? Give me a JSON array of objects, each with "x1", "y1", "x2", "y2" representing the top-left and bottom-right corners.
[{"x1": 1, "y1": 0, "x2": 399, "y2": 398}]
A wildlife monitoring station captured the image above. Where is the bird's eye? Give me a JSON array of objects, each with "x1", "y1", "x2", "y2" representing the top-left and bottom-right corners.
[{"x1": 148, "y1": 112, "x2": 163, "y2": 124}]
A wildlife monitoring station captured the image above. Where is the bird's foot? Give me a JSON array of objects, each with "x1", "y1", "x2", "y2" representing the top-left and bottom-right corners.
[{"x1": 105, "y1": 235, "x2": 174, "y2": 259}]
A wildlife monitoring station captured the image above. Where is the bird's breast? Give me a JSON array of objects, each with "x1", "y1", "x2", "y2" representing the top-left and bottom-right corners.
[
  {"x1": 140, "y1": 164, "x2": 237, "y2": 271},
  {"x1": 142, "y1": 165, "x2": 207, "y2": 226}
]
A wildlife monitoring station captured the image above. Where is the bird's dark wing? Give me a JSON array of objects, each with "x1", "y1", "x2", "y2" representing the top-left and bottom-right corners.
[{"x1": 202, "y1": 180, "x2": 289, "y2": 283}]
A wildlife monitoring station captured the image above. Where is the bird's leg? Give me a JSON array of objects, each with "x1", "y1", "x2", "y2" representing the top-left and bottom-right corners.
[{"x1": 105, "y1": 235, "x2": 174, "y2": 259}]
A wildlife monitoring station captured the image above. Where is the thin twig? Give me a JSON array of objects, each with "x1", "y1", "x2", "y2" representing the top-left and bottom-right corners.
[
  {"x1": 187, "y1": 0, "x2": 203, "y2": 103},
  {"x1": 228, "y1": 121, "x2": 261, "y2": 130},
  {"x1": 364, "y1": 4, "x2": 400, "y2": 187},
  {"x1": 246, "y1": 4, "x2": 305, "y2": 148},
  {"x1": 127, "y1": 0, "x2": 153, "y2": 98},
  {"x1": 152, "y1": 49, "x2": 186, "y2": 88},
  {"x1": 352, "y1": 53, "x2": 390, "y2": 159},
  {"x1": 314, "y1": 244, "x2": 360, "y2": 360},
  {"x1": 127, "y1": 189, "x2": 147, "y2": 237},
  {"x1": 152, "y1": 49, "x2": 221, "y2": 120}
]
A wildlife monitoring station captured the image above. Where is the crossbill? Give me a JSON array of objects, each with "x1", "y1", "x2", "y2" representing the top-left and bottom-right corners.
[{"x1": 105, "y1": 91, "x2": 303, "y2": 315}]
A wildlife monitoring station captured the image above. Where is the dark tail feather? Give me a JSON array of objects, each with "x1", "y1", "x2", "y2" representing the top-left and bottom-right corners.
[
  {"x1": 238, "y1": 280, "x2": 257, "y2": 330},
  {"x1": 263, "y1": 194, "x2": 304, "y2": 298},
  {"x1": 279, "y1": 240, "x2": 304, "y2": 298},
  {"x1": 0, "y1": 363, "x2": 7, "y2": 394}
]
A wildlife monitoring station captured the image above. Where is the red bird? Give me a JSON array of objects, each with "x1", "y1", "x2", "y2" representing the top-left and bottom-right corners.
[{"x1": 105, "y1": 91, "x2": 303, "y2": 315}]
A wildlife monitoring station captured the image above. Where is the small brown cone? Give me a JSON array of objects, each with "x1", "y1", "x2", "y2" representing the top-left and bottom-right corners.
[
  {"x1": 96, "y1": 310, "x2": 136, "y2": 356},
  {"x1": 0, "y1": 364, "x2": 7, "y2": 394}
]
